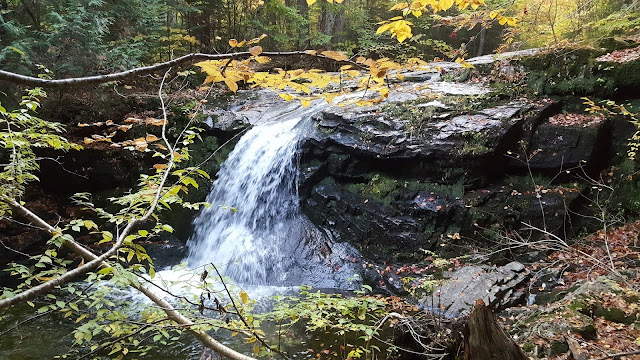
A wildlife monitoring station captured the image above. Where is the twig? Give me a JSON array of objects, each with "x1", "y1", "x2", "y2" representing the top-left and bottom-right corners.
[
  {"x1": 0, "y1": 70, "x2": 259, "y2": 360},
  {"x1": 209, "y1": 264, "x2": 290, "y2": 360},
  {"x1": 594, "y1": 349, "x2": 640, "y2": 360}
]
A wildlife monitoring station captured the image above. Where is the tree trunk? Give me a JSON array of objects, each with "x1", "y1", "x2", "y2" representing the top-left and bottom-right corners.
[
  {"x1": 319, "y1": 3, "x2": 344, "y2": 49},
  {"x1": 463, "y1": 299, "x2": 528, "y2": 360},
  {"x1": 298, "y1": 0, "x2": 310, "y2": 48},
  {"x1": 476, "y1": 27, "x2": 486, "y2": 57}
]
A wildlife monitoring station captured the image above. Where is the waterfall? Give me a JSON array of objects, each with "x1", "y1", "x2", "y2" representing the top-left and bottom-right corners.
[{"x1": 186, "y1": 103, "x2": 326, "y2": 285}]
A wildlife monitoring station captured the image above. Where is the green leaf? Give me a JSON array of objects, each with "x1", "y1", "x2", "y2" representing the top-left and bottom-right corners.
[
  {"x1": 97, "y1": 267, "x2": 114, "y2": 275},
  {"x1": 82, "y1": 220, "x2": 97, "y2": 230}
]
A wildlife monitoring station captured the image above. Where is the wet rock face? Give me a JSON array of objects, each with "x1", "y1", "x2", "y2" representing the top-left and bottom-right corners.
[{"x1": 299, "y1": 95, "x2": 612, "y2": 259}]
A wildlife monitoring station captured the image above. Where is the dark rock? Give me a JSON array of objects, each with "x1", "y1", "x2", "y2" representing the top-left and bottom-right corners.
[
  {"x1": 521, "y1": 118, "x2": 610, "y2": 173},
  {"x1": 394, "y1": 71, "x2": 433, "y2": 83},
  {"x1": 203, "y1": 109, "x2": 249, "y2": 133},
  {"x1": 300, "y1": 98, "x2": 587, "y2": 256},
  {"x1": 419, "y1": 262, "x2": 529, "y2": 318},
  {"x1": 303, "y1": 182, "x2": 437, "y2": 260},
  {"x1": 145, "y1": 234, "x2": 188, "y2": 269}
]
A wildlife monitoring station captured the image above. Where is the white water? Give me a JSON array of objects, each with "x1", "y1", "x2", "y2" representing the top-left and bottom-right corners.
[{"x1": 186, "y1": 103, "x2": 327, "y2": 285}]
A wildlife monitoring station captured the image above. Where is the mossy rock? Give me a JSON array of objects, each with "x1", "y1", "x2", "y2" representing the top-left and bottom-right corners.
[
  {"x1": 571, "y1": 323, "x2": 597, "y2": 340},
  {"x1": 549, "y1": 340, "x2": 569, "y2": 356},
  {"x1": 520, "y1": 47, "x2": 640, "y2": 96}
]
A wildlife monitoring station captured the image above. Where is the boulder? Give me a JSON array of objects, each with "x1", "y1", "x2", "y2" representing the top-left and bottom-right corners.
[{"x1": 419, "y1": 262, "x2": 529, "y2": 318}]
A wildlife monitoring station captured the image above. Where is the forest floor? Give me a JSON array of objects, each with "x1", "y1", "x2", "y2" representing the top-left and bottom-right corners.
[{"x1": 499, "y1": 219, "x2": 640, "y2": 359}]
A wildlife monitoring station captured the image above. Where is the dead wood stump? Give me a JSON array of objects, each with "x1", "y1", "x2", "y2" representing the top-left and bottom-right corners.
[{"x1": 463, "y1": 299, "x2": 528, "y2": 360}]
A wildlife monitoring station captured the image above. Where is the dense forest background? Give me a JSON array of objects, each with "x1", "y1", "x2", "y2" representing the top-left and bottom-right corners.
[{"x1": 1, "y1": 0, "x2": 638, "y2": 79}]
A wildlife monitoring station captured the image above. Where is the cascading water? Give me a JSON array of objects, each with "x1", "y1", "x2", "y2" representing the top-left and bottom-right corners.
[{"x1": 186, "y1": 102, "x2": 337, "y2": 285}]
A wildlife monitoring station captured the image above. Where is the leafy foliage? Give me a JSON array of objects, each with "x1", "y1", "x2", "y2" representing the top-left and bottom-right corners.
[{"x1": 0, "y1": 89, "x2": 80, "y2": 212}]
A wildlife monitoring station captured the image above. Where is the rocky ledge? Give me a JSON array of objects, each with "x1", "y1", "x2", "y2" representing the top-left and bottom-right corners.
[{"x1": 299, "y1": 83, "x2": 630, "y2": 261}]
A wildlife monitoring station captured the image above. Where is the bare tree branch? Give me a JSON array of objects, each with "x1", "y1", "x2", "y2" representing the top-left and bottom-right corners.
[
  {"x1": 1, "y1": 198, "x2": 257, "y2": 359},
  {"x1": 0, "y1": 51, "x2": 359, "y2": 88},
  {"x1": 0, "y1": 69, "x2": 259, "y2": 359}
]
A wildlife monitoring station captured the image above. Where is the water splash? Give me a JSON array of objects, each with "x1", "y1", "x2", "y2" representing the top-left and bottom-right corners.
[{"x1": 186, "y1": 103, "x2": 325, "y2": 285}]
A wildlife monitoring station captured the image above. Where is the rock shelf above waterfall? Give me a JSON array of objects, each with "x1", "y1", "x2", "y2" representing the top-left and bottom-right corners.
[{"x1": 298, "y1": 84, "x2": 628, "y2": 262}]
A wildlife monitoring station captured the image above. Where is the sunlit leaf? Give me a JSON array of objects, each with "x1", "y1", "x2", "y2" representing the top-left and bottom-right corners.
[{"x1": 249, "y1": 46, "x2": 263, "y2": 56}]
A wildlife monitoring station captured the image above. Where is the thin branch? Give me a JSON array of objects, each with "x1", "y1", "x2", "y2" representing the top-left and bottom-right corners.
[
  {"x1": 0, "y1": 72, "x2": 259, "y2": 360},
  {"x1": 593, "y1": 349, "x2": 640, "y2": 360},
  {"x1": 0, "y1": 51, "x2": 363, "y2": 89},
  {"x1": 76, "y1": 318, "x2": 169, "y2": 360},
  {"x1": 210, "y1": 264, "x2": 290, "y2": 360}
]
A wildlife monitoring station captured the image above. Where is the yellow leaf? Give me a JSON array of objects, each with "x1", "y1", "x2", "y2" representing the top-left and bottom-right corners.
[
  {"x1": 224, "y1": 78, "x2": 239, "y2": 92},
  {"x1": 279, "y1": 93, "x2": 295, "y2": 101},
  {"x1": 146, "y1": 118, "x2": 166, "y2": 126},
  {"x1": 499, "y1": 16, "x2": 508, "y2": 25},
  {"x1": 461, "y1": 61, "x2": 475, "y2": 69},
  {"x1": 290, "y1": 82, "x2": 311, "y2": 94},
  {"x1": 324, "y1": 92, "x2": 340, "y2": 104},
  {"x1": 301, "y1": 99, "x2": 311, "y2": 107},
  {"x1": 145, "y1": 134, "x2": 159, "y2": 142},
  {"x1": 240, "y1": 291, "x2": 249, "y2": 304},
  {"x1": 82, "y1": 220, "x2": 97, "y2": 230},
  {"x1": 343, "y1": 70, "x2": 361, "y2": 78},
  {"x1": 254, "y1": 56, "x2": 271, "y2": 64},
  {"x1": 389, "y1": 2, "x2": 409, "y2": 10},
  {"x1": 154, "y1": 164, "x2": 168, "y2": 170},
  {"x1": 307, "y1": 0, "x2": 316, "y2": 5},
  {"x1": 376, "y1": 23, "x2": 392, "y2": 35},
  {"x1": 249, "y1": 45, "x2": 263, "y2": 56},
  {"x1": 229, "y1": 39, "x2": 238, "y2": 47},
  {"x1": 321, "y1": 50, "x2": 348, "y2": 61},
  {"x1": 440, "y1": 0, "x2": 454, "y2": 11}
]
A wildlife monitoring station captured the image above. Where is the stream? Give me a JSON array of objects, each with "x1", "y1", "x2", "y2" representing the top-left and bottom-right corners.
[{"x1": 1, "y1": 72, "x2": 502, "y2": 359}]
